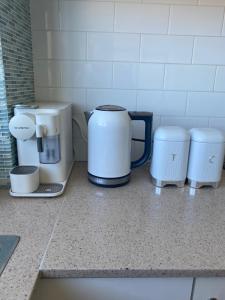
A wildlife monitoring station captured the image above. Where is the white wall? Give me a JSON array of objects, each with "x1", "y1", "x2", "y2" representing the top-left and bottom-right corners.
[{"x1": 30, "y1": 0, "x2": 225, "y2": 161}]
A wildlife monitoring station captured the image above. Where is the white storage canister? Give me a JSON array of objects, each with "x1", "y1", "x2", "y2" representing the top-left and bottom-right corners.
[
  {"x1": 150, "y1": 126, "x2": 190, "y2": 188},
  {"x1": 187, "y1": 128, "x2": 225, "y2": 188}
]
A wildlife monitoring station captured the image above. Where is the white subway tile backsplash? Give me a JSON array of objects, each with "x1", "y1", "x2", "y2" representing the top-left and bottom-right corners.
[
  {"x1": 61, "y1": 1, "x2": 114, "y2": 32},
  {"x1": 160, "y1": 116, "x2": 209, "y2": 129},
  {"x1": 215, "y1": 67, "x2": 225, "y2": 92},
  {"x1": 187, "y1": 92, "x2": 225, "y2": 117},
  {"x1": 30, "y1": 0, "x2": 60, "y2": 30},
  {"x1": 113, "y1": 63, "x2": 164, "y2": 89},
  {"x1": 115, "y1": 3, "x2": 169, "y2": 34},
  {"x1": 31, "y1": 0, "x2": 225, "y2": 161},
  {"x1": 32, "y1": 31, "x2": 49, "y2": 59},
  {"x1": 35, "y1": 87, "x2": 86, "y2": 113},
  {"x1": 199, "y1": 0, "x2": 225, "y2": 5},
  {"x1": 193, "y1": 37, "x2": 225, "y2": 65},
  {"x1": 87, "y1": 33, "x2": 140, "y2": 62},
  {"x1": 86, "y1": 89, "x2": 137, "y2": 110},
  {"x1": 144, "y1": 0, "x2": 197, "y2": 3},
  {"x1": 33, "y1": 60, "x2": 61, "y2": 87},
  {"x1": 113, "y1": 63, "x2": 138, "y2": 89},
  {"x1": 209, "y1": 118, "x2": 225, "y2": 132},
  {"x1": 61, "y1": 61, "x2": 112, "y2": 88},
  {"x1": 140, "y1": 35, "x2": 193, "y2": 64},
  {"x1": 137, "y1": 64, "x2": 164, "y2": 89},
  {"x1": 114, "y1": 0, "x2": 142, "y2": 2},
  {"x1": 169, "y1": 6, "x2": 224, "y2": 36},
  {"x1": 32, "y1": 31, "x2": 86, "y2": 60},
  {"x1": 164, "y1": 65, "x2": 216, "y2": 91},
  {"x1": 137, "y1": 90, "x2": 187, "y2": 115}
]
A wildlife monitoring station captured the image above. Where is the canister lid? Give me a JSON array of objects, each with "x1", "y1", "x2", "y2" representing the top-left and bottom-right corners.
[
  {"x1": 190, "y1": 128, "x2": 225, "y2": 143},
  {"x1": 154, "y1": 126, "x2": 190, "y2": 142}
]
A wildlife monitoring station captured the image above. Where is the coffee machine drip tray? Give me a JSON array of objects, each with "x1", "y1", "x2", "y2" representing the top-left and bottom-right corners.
[{"x1": 10, "y1": 183, "x2": 64, "y2": 198}]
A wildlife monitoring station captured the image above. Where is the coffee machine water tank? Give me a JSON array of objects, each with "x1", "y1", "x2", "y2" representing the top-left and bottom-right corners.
[{"x1": 36, "y1": 114, "x2": 61, "y2": 164}]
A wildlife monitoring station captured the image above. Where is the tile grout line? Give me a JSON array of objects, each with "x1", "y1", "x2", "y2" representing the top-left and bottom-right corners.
[
  {"x1": 139, "y1": 34, "x2": 142, "y2": 64},
  {"x1": 59, "y1": 0, "x2": 62, "y2": 86},
  {"x1": 191, "y1": 37, "x2": 196, "y2": 64},
  {"x1": 184, "y1": 91, "x2": 189, "y2": 116},
  {"x1": 220, "y1": 7, "x2": 225, "y2": 35},
  {"x1": 162, "y1": 64, "x2": 166, "y2": 90},
  {"x1": 33, "y1": 58, "x2": 225, "y2": 68},
  {"x1": 31, "y1": 29, "x2": 225, "y2": 38},
  {"x1": 167, "y1": 5, "x2": 172, "y2": 35},
  {"x1": 34, "y1": 85, "x2": 225, "y2": 94},
  {"x1": 51, "y1": 1, "x2": 225, "y2": 8},
  {"x1": 58, "y1": 0, "x2": 62, "y2": 32},
  {"x1": 113, "y1": 2, "x2": 116, "y2": 32},
  {"x1": 212, "y1": 66, "x2": 218, "y2": 92},
  {"x1": 207, "y1": 116, "x2": 210, "y2": 127},
  {"x1": 158, "y1": 115, "x2": 162, "y2": 126},
  {"x1": 85, "y1": 32, "x2": 88, "y2": 60},
  {"x1": 111, "y1": 62, "x2": 115, "y2": 89},
  {"x1": 85, "y1": 88, "x2": 88, "y2": 111}
]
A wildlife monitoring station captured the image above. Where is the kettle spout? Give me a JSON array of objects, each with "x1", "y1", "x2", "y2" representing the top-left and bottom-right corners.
[{"x1": 84, "y1": 111, "x2": 93, "y2": 123}]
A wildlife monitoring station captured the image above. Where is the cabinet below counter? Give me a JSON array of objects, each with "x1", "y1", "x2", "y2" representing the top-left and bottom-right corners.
[
  {"x1": 31, "y1": 277, "x2": 225, "y2": 300},
  {"x1": 193, "y1": 278, "x2": 225, "y2": 300}
]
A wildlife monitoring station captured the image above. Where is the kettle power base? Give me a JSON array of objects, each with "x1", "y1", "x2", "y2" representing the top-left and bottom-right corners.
[
  {"x1": 10, "y1": 182, "x2": 65, "y2": 198},
  {"x1": 88, "y1": 172, "x2": 130, "y2": 187}
]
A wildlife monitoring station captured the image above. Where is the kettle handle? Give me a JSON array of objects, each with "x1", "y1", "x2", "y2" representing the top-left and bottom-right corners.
[{"x1": 129, "y1": 111, "x2": 153, "y2": 169}]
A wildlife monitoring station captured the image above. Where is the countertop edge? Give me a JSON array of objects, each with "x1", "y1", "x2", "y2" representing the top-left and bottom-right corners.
[{"x1": 39, "y1": 269, "x2": 225, "y2": 279}]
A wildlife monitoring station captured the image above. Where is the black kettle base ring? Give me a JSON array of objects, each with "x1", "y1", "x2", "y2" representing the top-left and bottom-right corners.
[{"x1": 88, "y1": 173, "x2": 130, "y2": 187}]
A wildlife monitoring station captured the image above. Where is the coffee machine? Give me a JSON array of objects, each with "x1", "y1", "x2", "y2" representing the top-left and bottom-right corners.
[{"x1": 9, "y1": 102, "x2": 73, "y2": 197}]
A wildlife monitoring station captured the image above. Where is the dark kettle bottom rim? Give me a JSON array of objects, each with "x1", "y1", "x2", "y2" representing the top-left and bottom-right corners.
[{"x1": 88, "y1": 172, "x2": 130, "y2": 188}]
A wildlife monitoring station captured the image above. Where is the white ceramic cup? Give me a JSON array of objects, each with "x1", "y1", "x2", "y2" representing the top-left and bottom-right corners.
[{"x1": 10, "y1": 166, "x2": 39, "y2": 194}]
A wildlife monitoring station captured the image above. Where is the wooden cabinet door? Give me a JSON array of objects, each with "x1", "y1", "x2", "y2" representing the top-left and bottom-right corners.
[{"x1": 193, "y1": 278, "x2": 225, "y2": 300}]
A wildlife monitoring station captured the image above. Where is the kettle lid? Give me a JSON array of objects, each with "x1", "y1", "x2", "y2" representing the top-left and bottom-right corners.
[{"x1": 96, "y1": 105, "x2": 126, "y2": 111}]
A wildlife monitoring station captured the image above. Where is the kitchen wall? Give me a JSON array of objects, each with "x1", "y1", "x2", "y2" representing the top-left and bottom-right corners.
[
  {"x1": 0, "y1": 0, "x2": 34, "y2": 186},
  {"x1": 31, "y1": 0, "x2": 225, "y2": 161}
]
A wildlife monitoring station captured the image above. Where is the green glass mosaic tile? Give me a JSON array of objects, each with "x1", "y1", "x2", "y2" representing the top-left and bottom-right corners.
[{"x1": 0, "y1": 0, "x2": 34, "y2": 185}]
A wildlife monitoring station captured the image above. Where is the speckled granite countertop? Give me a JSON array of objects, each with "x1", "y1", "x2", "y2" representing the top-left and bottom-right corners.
[
  {"x1": 42, "y1": 163, "x2": 225, "y2": 278},
  {"x1": 0, "y1": 187, "x2": 66, "y2": 300},
  {"x1": 1, "y1": 163, "x2": 225, "y2": 300}
]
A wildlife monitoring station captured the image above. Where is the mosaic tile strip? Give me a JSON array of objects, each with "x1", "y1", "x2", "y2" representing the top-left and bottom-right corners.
[{"x1": 0, "y1": 0, "x2": 35, "y2": 186}]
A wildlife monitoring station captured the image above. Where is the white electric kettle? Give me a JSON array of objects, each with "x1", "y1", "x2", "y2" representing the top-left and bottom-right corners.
[{"x1": 85, "y1": 105, "x2": 153, "y2": 187}]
